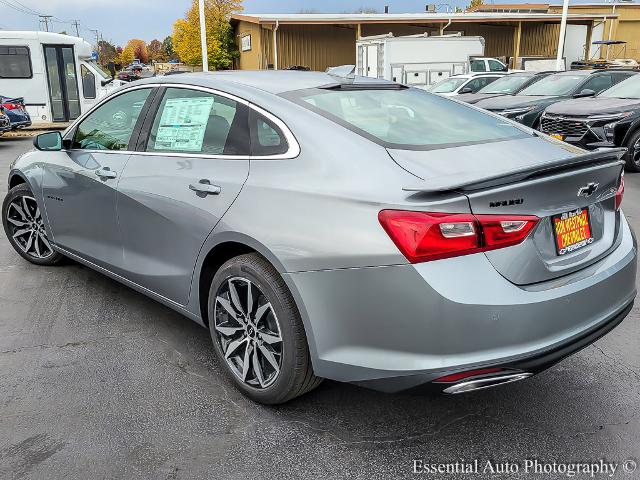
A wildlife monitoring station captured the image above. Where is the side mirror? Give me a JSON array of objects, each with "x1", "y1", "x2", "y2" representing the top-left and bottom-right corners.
[
  {"x1": 574, "y1": 89, "x2": 595, "y2": 98},
  {"x1": 33, "y1": 131, "x2": 62, "y2": 151},
  {"x1": 458, "y1": 87, "x2": 473, "y2": 94},
  {"x1": 502, "y1": 64, "x2": 509, "y2": 72},
  {"x1": 108, "y1": 61, "x2": 116, "y2": 78}
]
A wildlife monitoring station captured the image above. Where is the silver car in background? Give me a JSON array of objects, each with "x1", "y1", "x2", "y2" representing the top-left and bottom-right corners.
[{"x1": 2, "y1": 70, "x2": 636, "y2": 404}]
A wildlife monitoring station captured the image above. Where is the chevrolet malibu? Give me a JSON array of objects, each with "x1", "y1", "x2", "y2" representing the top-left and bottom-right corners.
[{"x1": 2, "y1": 71, "x2": 636, "y2": 404}]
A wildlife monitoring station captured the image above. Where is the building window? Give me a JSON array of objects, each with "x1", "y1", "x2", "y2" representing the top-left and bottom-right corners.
[
  {"x1": 241, "y1": 34, "x2": 252, "y2": 52},
  {"x1": 0, "y1": 46, "x2": 32, "y2": 78}
]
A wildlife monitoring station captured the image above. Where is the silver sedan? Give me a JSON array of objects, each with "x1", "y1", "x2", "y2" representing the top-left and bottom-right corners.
[{"x1": 2, "y1": 70, "x2": 636, "y2": 404}]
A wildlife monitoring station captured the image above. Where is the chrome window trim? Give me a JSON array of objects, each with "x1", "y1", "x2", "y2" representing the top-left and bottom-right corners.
[{"x1": 64, "y1": 82, "x2": 300, "y2": 160}]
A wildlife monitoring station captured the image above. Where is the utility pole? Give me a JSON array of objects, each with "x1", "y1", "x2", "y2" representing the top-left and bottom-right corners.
[
  {"x1": 72, "y1": 20, "x2": 80, "y2": 37},
  {"x1": 39, "y1": 15, "x2": 53, "y2": 32},
  {"x1": 90, "y1": 29, "x2": 100, "y2": 63},
  {"x1": 198, "y1": 0, "x2": 208, "y2": 72}
]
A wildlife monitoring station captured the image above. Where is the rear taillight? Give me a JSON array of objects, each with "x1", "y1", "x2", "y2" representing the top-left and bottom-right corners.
[
  {"x1": 1, "y1": 103, "x2": 21, "y2": 110},
  {"x1": 615, "y1": 172, "x2": 624, "y2": 211},
  {"x1": 378, "y1": 210, "x2": 539, "y2": 263}
]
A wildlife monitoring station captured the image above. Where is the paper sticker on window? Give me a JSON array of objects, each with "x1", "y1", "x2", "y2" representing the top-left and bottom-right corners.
[{"x1": 154, "y1": 97, "x2": 214, "y2": 152}]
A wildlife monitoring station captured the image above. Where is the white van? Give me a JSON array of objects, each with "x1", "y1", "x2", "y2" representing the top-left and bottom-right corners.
[{"x1": 0, "y1": 31, "x2": 125, "y2": 125}]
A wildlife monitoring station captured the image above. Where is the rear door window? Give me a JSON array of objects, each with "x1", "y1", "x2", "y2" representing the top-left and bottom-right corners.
[
  {"x1": 249, "y1": 110, "x2": 288, "y2": 156},
  {"x1": 470, "y1": 59, "x2": 487, "y2": 72},
  {"x1": 146, "y1": 88, "x2": 250, "y2": 155}
]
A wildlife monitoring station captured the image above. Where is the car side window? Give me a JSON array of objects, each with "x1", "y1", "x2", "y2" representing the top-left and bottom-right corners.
[
  {"x1": 146, "y1": 88, "x2": 250, "y2": 155},
  {"x1": 73, "y1": 88, "x2": 151, "y2": 150},
  {"x1": 581, "y1": 75, "x2": 613, "y2": 94},
  {"x1": 81, "y1": 65, "x2": 96, "y2": 99},
  {"x1": 489, "y1": 60, "x2": 505, "y2": 72},
  {"x1": 470, "y1": 59, "x2": 486, "y2": 72},
  {"x1": 250, "y1": 110, "x2": 289, "y2": 156}
]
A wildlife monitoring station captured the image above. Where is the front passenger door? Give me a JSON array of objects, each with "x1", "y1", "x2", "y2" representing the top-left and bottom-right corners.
[
  {"x1": 41, "y1": 87, "x2": 153, "y2": 270},
  {"x1": 116, "y1": 87, "x2": 250, "y2": 305}
]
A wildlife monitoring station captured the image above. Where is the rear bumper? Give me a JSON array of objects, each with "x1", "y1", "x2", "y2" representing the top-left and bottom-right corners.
[{"x1": 286, "y1": 214, "x2": 637, "y2": 393}]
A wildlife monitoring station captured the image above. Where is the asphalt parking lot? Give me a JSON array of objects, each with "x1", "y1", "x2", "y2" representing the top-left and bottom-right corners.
[{"x1": 1, "y1": 136, "x2": 639, "y2": 480}]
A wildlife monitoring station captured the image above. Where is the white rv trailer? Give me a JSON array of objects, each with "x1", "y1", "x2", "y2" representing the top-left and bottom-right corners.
[
  {"x1": 0, "y1": 31, "x2": 125, "y2": 125},
  {"x1": 356, "y1": 34, "x2": 492, "y2": 89}
]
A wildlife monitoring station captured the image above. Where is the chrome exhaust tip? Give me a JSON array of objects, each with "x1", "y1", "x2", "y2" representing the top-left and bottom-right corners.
[{"x1": 442, "y1": 372, "x2": 533, "y2": 394}]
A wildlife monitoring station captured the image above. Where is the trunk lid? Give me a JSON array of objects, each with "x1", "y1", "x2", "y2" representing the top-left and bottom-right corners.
[{"x1": 389, "y1": 137, "x2": 625, "y2": 285}]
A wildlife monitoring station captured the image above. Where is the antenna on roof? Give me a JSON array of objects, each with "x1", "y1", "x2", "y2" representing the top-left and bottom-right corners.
[{"x1": 325, "y1": 65, "x2": 356, "y2": 79}]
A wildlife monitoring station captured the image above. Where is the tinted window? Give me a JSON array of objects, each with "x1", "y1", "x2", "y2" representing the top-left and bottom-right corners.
[
  {"x1": 470, "y1": 59, "x2": 486, "y2": 72},
  {"x1": 478, "y1": 74, "x2": 531, "y2": 94},
  {"x1": 430, "y1": 77, "x2": 467, "y2": 93},
  {"x1": 465, "y1": 77, "x2": 498, "y2": 93},
  {"x1": 581, "y1": 75, "x2": 613, "y2": 94},
  {"x1": 519, "y1": 73, "x2": 590, "y2": 96},
  {"x1": 0, "y1": 46, "x2": 31, "y2": 78},
  {"x1": 599, "y1": 74, "x2": 640, "y2": 99},
  {"x1": 250, "y1": 111, "x2": 288, "y2": 156},
  {"x1": 81, "y1": 65, "x2": 96, "y2": 99},
  {"x1": 73, "y1": 88, "x2": 151, "y2": 150},
  {"x1": 146, "y1": 88, "x2": 249, "y2": 155},
  {"x1": 489, "y1": 60, "x2": 505, "y2": 72},
  {"x1": 291, "y1": 87, "x2": 526, "y2": 150}
]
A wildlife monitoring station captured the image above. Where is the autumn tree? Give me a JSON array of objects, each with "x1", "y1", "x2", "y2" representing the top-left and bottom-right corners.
[
  {"x1": 172, "y1": 0, "x2": 243, "y2": 70},
  {"x1": 118, "y1": 44, "x2": 135, "y2": 66},
  {"x1": 125, "y1": 39, "x2": 149, "y2": 63},
  {"x1": 467, "y1": 0, "x2": 484, "y2": 11},
  {"x1": 147, "y1": 39, "x2": 164, "y2": 63}
]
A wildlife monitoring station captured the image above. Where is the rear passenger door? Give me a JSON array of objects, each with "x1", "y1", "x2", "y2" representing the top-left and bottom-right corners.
[{"x1": 116, "y1": 86, "x2": 250, "y2": 305}]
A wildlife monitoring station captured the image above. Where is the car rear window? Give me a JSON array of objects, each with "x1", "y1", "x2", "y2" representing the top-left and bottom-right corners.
[{"x1": 285, "y1": 87, "x2": 527, "y2": 150}]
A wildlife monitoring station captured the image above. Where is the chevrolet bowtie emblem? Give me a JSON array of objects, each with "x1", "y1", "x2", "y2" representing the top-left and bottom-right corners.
[{"x1": 577, "y1": 182, "x2": 599, "y2": 198}]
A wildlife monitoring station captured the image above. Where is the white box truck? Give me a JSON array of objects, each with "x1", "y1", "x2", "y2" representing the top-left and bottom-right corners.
[
  {"x1": 356, "y1": 34, "x2": 499, "y2": 89},
  {"x1": 0, "y1": 31, "x2": 125, "y2": 125}
]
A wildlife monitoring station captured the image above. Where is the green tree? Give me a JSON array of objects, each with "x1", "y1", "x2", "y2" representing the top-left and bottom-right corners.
[
  {"x1": 467, "y1": 0, "x2": 484, "y2": 11},
  {"x1": 162, "y1": 35, "x2": 177, "y2": 61},
  {"x1": 172, "y1": 0, "x2": 243, "y2": 69}
]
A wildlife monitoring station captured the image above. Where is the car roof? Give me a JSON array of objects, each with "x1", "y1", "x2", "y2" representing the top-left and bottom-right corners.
[
  {"x1": 135, "y1": 70, "x2": 397, "y2": 95},
  {"x1": 450, "y1": 72, "x2": 507, "y2": 79}
]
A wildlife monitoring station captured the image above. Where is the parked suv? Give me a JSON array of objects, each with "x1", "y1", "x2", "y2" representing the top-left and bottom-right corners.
[
  {"x1": 456, "y1": 71, "x2": 552, "y2": 105},
  {"x1": 429, "y1": 72, "x2": 507, "y2": 96},
  {"x1": 475, "y1": 70, "x2": 637, "y2": 128},
  {"x1": 541, "y1": 74, "x2": 640, "y2": 171}
]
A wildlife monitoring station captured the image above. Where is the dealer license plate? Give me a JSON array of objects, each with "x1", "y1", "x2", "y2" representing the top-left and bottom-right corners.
[
  {"x1": 549, "y1": 133, "x2": 564, "y2": 141},
  {"x1": 553, "y1": 208, "x2": 593, "y2": 255}
]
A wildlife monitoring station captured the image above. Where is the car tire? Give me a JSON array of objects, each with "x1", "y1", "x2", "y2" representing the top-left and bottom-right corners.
[
  {"x1": 208, "y1": 253, "x2": 322, "y2": 404},
  {"x1": 2, "y1": 184, "x2": 65, "y2": 266},
  {"x1": 623, "y1": 129, "x2": 640, "y2": 172}
]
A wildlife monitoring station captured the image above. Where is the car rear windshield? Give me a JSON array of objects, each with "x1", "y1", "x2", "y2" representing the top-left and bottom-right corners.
[
  {"x1": 519, "y1": 73, "x2": 588, "y2": 96},
  {"x1": 598, "y1": 74, "x2": 640, "y2": 99},
  {"x1": 478, "y1": 74, "x2": 532, "y2": 94},
  {"x1": 285, "y1": 87, "x2": 527, "y2": 150},
  {"x1": 429, "y1": 78, "x2": 467, "y2": 93}
]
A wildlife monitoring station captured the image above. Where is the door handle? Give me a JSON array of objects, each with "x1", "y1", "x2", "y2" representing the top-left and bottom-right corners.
[
  {"x1": 95, "y1": 167, "x2": 117, "y2": 179},
  {"x1": 189, "y1": 179, "x2": 221, "y2": 196}
]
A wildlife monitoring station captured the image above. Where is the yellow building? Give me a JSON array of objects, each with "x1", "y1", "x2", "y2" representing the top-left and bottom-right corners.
[
  {"x1": 230, "y1": 11, "x2": 618, "y2": 71},
  {"x1": 472, "y1": 3, "x2": 640, "y2": 61}
]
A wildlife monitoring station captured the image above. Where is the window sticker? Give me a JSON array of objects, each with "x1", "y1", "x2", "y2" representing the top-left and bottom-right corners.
[{"x1": 154, "y1": 97, "x2": 215, "y2": 152}]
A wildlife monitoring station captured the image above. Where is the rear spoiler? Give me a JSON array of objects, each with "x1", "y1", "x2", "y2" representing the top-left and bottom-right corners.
[
  {"x1": 1, "y1": 97, "x2": 25, "y2": 106},
  {"x1": 403, "y1": 148, "x2": 626, "y2": 194}
]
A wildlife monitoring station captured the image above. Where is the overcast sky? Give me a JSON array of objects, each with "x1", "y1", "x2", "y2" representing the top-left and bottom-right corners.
[{"x1": 4, "y1": 0, "x2": 615, "y2": 45}]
